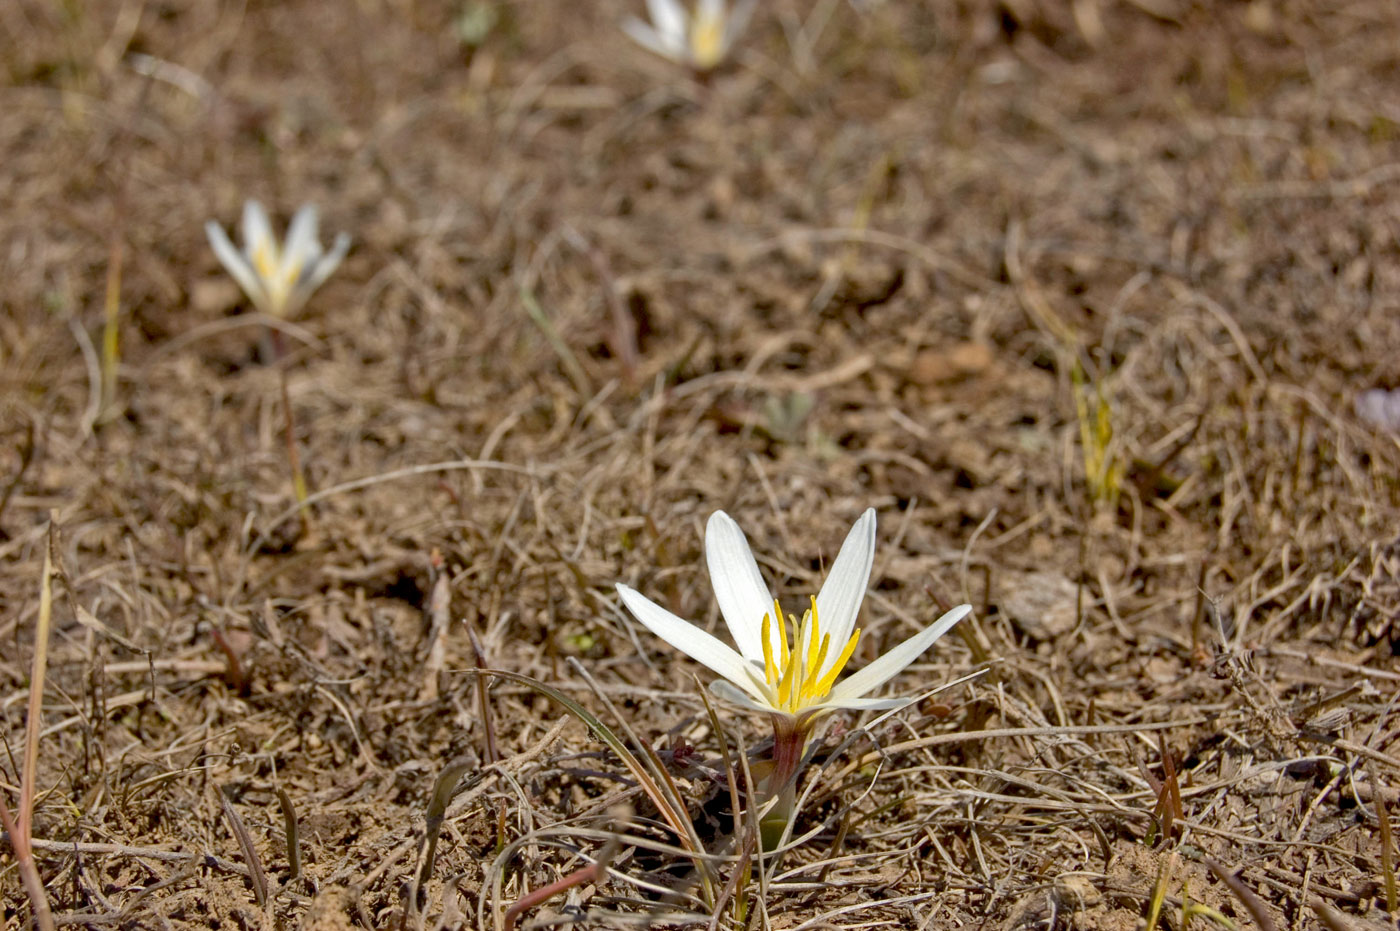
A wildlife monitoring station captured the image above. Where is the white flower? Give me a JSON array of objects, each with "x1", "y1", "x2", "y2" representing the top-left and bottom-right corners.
[
  {"x1": 205, "y1": 200, "x2": 350, "y2": 318},
  {"x1": 617, "y1": 509, "x2": 970, "y2": 726},
  {"x1": 1356, "y1": 388, "x2": 1400, "y2": 433},
  {"x1": 622, "y1": 0, "x2": 756, "y2": 72}
]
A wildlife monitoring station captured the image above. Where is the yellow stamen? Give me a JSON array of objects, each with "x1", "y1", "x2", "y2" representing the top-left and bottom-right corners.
[
  {"x1": 284, "y1": 258, "x2": 305, "y2": 288},
  {"x1": 802, "y1": 634, "x2": 831, "y2": 702},
  {"x1": 758, "y1": 593, "x2": 863, "y2": 712},
  {"x1": 804, "y1": 597, "x2": 822, "y2": 678},
  {"x1": 775, "y1": 599, "x2": 788, "y2": 669},
  {"x1": 777, "y1": 646, "x2": 797, "y2": 707},
  {"x1": 810, "y1": 628, "x2": 861, "y2": 698},
  {"x1": 761, "y1": 613, "x2": 776, "y2": 685},
  {"x1": 690, "y1": 11, "x2": 724, "y2": 69},
  {"x1": 254, "y1": 243, "x2": 278, "y2": 281}
]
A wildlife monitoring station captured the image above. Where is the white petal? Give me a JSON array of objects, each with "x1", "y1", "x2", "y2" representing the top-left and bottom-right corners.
[
  {"x1": 281, "y1": 204, "x2": 322, "y2": 281},
  {"x1": 622, "y1": 18, "x2": 674, "y2": 59},
  {"x1": 206, "y1": 219, "x2": 270, "y2": 312},
  {"x1": 297, "y1": 231, "x2": 350, "y2": 300},
  {"x1": 709, "y1": 678, "x2": 779, "y2": 714},
  {"x1": 813, "y1": 695, "x2": 911, "y2": 712},
  {"x1": 616, "y1": 584, "x2": 767, "y2": 701},
  {"x1": 240, "y1": 199, "x2": 276, "y2": 258},
  {"x1": 813, "y1": 508, "x2": 876, "y2": 680},
  {"x1": 645, "y1": 0, "x2": 687, "y2": 46},
  {"x1": 827, "y1": 605, "x2": 971, "y2": 703},
  {"x1": 705, "y1": 511, "x2": 776, "y2": 663}
]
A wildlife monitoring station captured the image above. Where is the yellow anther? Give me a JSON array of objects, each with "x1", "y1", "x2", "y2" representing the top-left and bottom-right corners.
[
  {"x1": 803, "y1": 597, "x2": 822, "y2": 679},
  {"x1": 802, "y1": 634, "x2": 831, "y2": 702},
  {"x1": 810, "y1": 628, "x2": 861, "y2": 698}
]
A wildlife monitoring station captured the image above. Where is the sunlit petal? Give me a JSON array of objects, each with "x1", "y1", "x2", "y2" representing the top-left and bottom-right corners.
[
  {"x1": 281, "y1": 204, "x2": 322, "y2": 280},
  {"x1": 616, "y1": 584, "x2": 768, "y2": 701},
  {"x1": 622, "y1": 17, "x2": 681, "y2": 60},
  {"x1": 205, "y1": 220, "x2": 270, "y2": 313},
  {"x1": 812, "y1": 508, "x2": 875, "y2": 680},
  {"x1": 827, "y1": 605, "x2": 970, "y2": 703},
  {"x1": 813, "y1": 694, "x2": 911, "y2": 712},
  {"x1": 240, "y1": 200, "x2": 276, "y2": 258},
  {"x1": 705, "y1": 510, "x2": 776, "y2": 663},
  {"x1": 710, "y1": 678, "x2": 775, "y2": 714},
  {"x1": 644, "y1": 0, "x2": 688, "y2": 47},
  {"x1": 298, "y1": 231, "x2": 351, "y2": 300}
]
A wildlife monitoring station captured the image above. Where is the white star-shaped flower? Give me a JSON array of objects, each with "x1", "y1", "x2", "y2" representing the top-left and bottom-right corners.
[
  {"x1": 622, "y1": 0, "x2": 756, "y2": 72},
  {"x1": 617, "y1": 509, "x2": 970, "y2": 728},
  {"x1": 205, "y1": 200, "x2": 350, "y2": 318}
]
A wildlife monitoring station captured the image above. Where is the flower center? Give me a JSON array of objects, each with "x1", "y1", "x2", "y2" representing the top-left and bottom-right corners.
[
  {"x1": 759, "y1": 596, "x2": 860, "y2": 714},
  {"x1": 689, "y1": 10, "x2": 724, "y2": 69}
]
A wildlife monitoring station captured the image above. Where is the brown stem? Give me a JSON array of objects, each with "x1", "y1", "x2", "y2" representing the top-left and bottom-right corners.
[
  {"x1": 269, "y1": 329, "x2": 310, "y2": 520},
  {"x1": 759, "y1": 717, "x2": 810, "y2": 852},
  {"x1": 503, "y1": 840, "x2": 617, "y2": 931}
]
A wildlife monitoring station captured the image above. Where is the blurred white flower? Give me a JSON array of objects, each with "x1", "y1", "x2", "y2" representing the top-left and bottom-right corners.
[
  {"x1": 617, "y1": 509, "x2": 970, "y2": 728},
  {"x1": 622, "y1": 0, "x2": 756, "y2": 72},
  {"x1": 1356, "y1": 388, "x2": 1400, "y2": 434},
  {"x1": 205, "y1": 201, "x2": 350, "y2": 318}
]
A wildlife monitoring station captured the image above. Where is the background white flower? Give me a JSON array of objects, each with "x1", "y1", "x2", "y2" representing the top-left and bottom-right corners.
[
  {"x1": 1356, "y1": 388, "x2": 1400, "y2": 434},
  {"x1": 622, "y1": 0, "x2": 756, "y2": 72},
  {"x1": 617, "y1": 509, "x2": 970, "y2": 726},
  {"x1": 205, "y1": 200, "x2": 350, "y2": 318}
]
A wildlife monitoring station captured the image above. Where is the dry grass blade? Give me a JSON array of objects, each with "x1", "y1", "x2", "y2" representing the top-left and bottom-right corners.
[
  {"x1": 1373, "y1": 764, "x2": 1398, "y2": 913},
  {"x1": 218, "y1": 786, "x2": 269, "y2": 910},
  {"x1": 1204, "y1": 858, "x2": 1277, "y2": 931},
  {"x1": 0, "y1": 521, "x2": 57, "y2": 931},
  {"x1": 565, "y1": 656, "x2": 716, "y2": 898},
  {"x1": 8, "y1": 5, "x2": 1400, "y2": 928},
  {"x1": 466, "y1": 624, "x2": 499, "y2": 765},
  {"x1": 696, "y1": 676, "x2": 754, "y2": 930},
  {"x1": 466, "y1": 666, "x2": 715, "y2": 906},
  {"x1": 419, "y1": 557, "x2": 451, "y2": 702},
  {"x1": 1310, "y1": 900, "x2": 1358, "y2": 931},
  {"x1": 19, "y1": 524, "x2": 56, "y2": 840}
]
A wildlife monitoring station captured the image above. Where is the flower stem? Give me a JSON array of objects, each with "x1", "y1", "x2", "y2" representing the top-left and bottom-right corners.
[
  {"x1": 269, "y1": 329, "x2": 311, "y2": 521},
  {"x1": 759, "y1": 718, "x2": 807, "y2": 853}
]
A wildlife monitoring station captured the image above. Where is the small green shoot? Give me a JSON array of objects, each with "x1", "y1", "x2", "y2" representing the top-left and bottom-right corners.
[
  {"x1": 1072, "y1": 362, "x2": 1124, "y2": 510},
  {"x1": 410, "y1": 755, "x2": 473, "y2": 913},
  {"x1": 1181, "y1": 878, "x2": 1238, "y2": 931},
  {"x1": 100, "y1": 237, "x2": 122, "y2": 415}
]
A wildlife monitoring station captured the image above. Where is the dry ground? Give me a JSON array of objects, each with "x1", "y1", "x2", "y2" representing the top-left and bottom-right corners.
[{"x1": 4, "y1": 0, "x2": 1400, "y2": 928}]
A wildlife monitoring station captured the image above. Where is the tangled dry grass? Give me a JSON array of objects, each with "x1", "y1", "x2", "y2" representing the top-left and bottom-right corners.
[{"x1": 4, "y1": 0, "x2": 1400, "y2": 928}]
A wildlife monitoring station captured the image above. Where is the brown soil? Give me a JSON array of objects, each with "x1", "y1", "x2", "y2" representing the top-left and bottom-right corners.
[{"x1": 4, "y1": 0, "x2": 1400, "y2": 928}]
